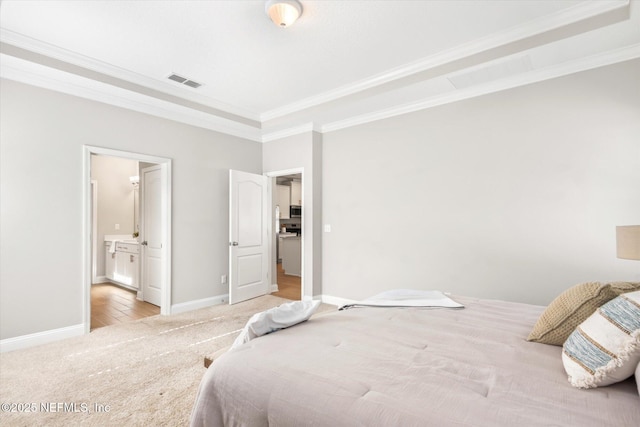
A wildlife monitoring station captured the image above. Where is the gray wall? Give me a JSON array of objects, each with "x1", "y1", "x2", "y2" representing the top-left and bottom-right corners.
[
  {"x1": 0, "y1": 79, "x2": 262, "y2": 340},
  {"x1": 322, "y1": 59, "x2": 640, "y2": 306},
  {"x1": 2, "y1": 58, "x2": 639, "y2": 342}
]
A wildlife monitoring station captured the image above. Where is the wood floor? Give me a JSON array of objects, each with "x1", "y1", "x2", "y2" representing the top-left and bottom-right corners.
[
  {"x1": 272, "y1": 263, "x2": 301, "y2": 300},
  {"x1": 91, "y1": 283, "x2": 159, "y2": 331},
  {"x1": 93, "y1": 266, "x2": 299, "y2": 330}
]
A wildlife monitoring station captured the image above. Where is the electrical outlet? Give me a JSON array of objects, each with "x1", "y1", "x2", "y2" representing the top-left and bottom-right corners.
[
  {"x1": 221, "y1": 275, "x2": 227, "y2": 284},
  {"x1": 115, "y1": 223, "x2": 120, "y2": 230}
]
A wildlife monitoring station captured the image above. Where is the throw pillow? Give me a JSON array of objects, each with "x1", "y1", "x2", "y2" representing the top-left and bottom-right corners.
[
  {"x1": 636, "y1": 361, "x2": 640, "y2": 395},
  {"x1": 562, "y1": 291, "x2": 640, "y2": 388},
  {"x1": 527, "y1": 281, "x2": 640, "y2": 345},
  {"x1": 231, "y1": 300, "x2": 321, "y2": 350}
]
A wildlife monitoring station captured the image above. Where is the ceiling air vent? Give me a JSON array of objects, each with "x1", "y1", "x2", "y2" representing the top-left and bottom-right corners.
[
  {"x1": 167, "y1": 73, "x2": 203, "y2": 89},
  {"x1": 183, "y1": 80, "x2": 202, "y2": 88}
]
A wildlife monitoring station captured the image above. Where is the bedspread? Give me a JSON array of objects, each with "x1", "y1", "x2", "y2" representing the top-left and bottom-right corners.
[{"x1": 191, "y1": 296, "x2": 640, "y2": 426}]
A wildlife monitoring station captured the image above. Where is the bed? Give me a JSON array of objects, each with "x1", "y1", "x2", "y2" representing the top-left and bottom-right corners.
[{"x1": 190, "y1": 295, "x2": 640, "y2": 426}]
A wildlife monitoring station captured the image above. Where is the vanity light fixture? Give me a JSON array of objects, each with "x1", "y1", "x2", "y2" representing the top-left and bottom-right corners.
[{"x1": 265, "y1": 0, "x2": 303, "y2": 28}]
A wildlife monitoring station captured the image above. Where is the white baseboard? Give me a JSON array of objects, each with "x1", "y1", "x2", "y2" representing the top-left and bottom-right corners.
[
  {"x1": 317, "y1": 294, "x2": 358, "y2": 307},
  {"x1": 0, "y1": 323, "x2": 85, "y2": 353},
  {"x1": 170, "y1": 293, "x2": 229, "y2": 315},
  {"x1": 93, "y1": 275, "x2": 107, "y2": 284},
  {"x1": 270, "y1": 283, "x2": 279, "y2": 293}
]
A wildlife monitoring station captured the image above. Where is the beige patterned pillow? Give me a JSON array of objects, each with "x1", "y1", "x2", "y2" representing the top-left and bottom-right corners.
[{"x1": 527, "y1": 281, "x2": 640, "y2": 346}]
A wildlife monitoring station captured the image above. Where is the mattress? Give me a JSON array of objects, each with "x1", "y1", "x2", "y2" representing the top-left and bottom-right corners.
[{"x1": 190, "y1": 296, "x2": 640, "y2": 426}]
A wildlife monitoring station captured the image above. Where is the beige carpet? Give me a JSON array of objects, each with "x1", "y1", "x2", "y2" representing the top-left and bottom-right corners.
[{"x1": 0, "y1": 295, "x2": 336, "y2": 426}]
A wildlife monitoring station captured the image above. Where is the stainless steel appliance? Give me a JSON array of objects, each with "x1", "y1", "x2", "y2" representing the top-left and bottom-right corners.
[{"x1": 290, "y1": 205, "x2": 301, "y2": 218}]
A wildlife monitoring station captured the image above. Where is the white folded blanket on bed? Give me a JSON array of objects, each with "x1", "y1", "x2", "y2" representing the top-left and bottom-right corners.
[
  {"x1": 339, "y1": 289, "x2": 464, "y2": 310},
  {"x1": 231, "y1": 300, "x2": 321, "y2": 349}
]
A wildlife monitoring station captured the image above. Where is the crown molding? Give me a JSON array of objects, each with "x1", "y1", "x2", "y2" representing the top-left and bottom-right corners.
[
  {"x1": 0, "y1": 53, "x2": 263, "y2": 142},
  {"x1": 260, "y1": 0, "x2": 630, "y2": 122},
  {"x1": 0, "y1": 28, "x2": 262, "y2": 123},
  {"x1": 4, "y1": 42, "x2": 637, "y2": 144},
  {"x1": 320, "y1": 43, "x2": 640, "y2": 134},
  {"x1": 261, "y1": 123, "x2": 318, "y2": 143}
]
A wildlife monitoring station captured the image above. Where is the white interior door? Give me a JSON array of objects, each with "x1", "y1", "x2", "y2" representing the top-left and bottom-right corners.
[
  {"x1": 229, "y1": 169, "x2": 269, "y2": 304},
  {"x1": 141, "y1": 165, "x2": 163, "y2": 306}
]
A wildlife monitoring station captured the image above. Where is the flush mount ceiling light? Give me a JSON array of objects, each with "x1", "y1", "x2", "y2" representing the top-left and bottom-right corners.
[{"x1": 265, "y1": 0, "x2": 303, "y2": 28}]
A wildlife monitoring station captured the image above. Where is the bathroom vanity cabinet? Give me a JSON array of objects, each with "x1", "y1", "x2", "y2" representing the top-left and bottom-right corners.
[{"x1": 105, "y1": 241, "x2": 139, "y2": 290}]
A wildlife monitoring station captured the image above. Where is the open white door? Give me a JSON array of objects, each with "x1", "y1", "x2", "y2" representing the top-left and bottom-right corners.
[
  {"x1": 229, "y1": 170, "x2": 269, "y2": 304},
  {"x1": 140, "y1": 165, "x2": 164, "y2": 306}
]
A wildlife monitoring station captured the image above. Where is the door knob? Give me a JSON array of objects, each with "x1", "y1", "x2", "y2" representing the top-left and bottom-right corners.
[
  {"x1": 141, "y1": 241, "x2": 148, "y2": 246},
  {"x1": 230, "y1": 241, "x2": 239, "y2": 246}
]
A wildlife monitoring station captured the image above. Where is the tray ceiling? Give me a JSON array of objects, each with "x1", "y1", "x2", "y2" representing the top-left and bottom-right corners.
[{"x1": 1, "y1": 0, "x2": 638, "y2": 142}]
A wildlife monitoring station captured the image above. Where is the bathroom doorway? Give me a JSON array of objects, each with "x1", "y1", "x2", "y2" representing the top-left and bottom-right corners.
[
  {"x1": 89, "y1": 155, "x2": 157, "y2": 329},
  {"x1": 83, "y1": 146, "x2": 172, "y2": 334}
]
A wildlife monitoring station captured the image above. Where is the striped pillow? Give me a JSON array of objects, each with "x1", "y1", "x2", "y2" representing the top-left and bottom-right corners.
[{"x1": 562, "y1": 291, "x2": 640, "y2": 388}]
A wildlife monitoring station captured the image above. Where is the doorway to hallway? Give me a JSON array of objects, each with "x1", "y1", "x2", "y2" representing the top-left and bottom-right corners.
[
  {"x1": 271, "y1": 170, "x2": 303, "y2": 301},
  {"x1": 272, "y1": 263, "x2": 301, "y2": 300}
]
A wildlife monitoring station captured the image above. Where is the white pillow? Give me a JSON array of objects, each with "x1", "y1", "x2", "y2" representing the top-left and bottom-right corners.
[
  {"x1": 231, "y1": 300, "x2": 321, "y2": 350},
  {"x1": 562, "y1": 291, "x2": 640, "y2": 388},
  {"x1": 636, "y1": 361, "x2": 640, "y2": 395}
]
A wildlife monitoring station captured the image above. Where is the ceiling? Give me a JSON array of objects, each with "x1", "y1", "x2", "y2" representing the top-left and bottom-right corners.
[{"x1": 1, "y1": 1, "x2": 639, "y2": 142}]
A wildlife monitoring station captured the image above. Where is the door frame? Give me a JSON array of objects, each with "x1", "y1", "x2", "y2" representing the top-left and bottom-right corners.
[
  {"x1": 265, "y1": 168, "x2": 304, "y2": 300},
  {"x1": 82, "y1": 146, "x2": 173, "y2": 334},
  {"x1": 91, "y1": 179, "x2": 98, "y2": 284}
]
